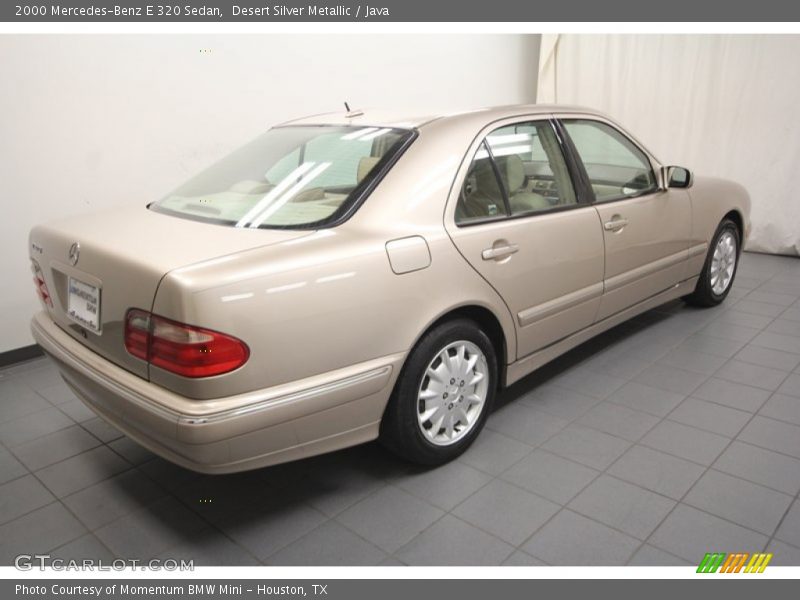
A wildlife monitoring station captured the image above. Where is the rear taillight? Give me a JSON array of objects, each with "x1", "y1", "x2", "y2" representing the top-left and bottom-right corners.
[
  {"x1": 124, "y1": 309, "x2": 151, "y2": 361},
  {"x1": 124, "y1": 309, "x2": 249, "y2": 378},
  {"x1": 31, "y1": 260, "x2": 53, "y2": 308}
]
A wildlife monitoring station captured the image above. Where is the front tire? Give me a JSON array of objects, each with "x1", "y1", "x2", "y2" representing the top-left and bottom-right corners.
[
  {"x1": 684, "y1": 218, "x2": 740, "y2": 307},
  {"x1": 380, "y1": 319, "x2": 498, "y2": 466}
]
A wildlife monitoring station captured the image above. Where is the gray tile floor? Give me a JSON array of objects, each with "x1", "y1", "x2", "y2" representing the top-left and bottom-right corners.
[{"x1": 2, "y1": 252, "x2": 800, "y2": 566}]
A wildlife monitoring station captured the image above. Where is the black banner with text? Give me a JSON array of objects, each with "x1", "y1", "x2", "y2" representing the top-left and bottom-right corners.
[{"x1": 4, "y1": 0, "x2": 800, "y2": 22}]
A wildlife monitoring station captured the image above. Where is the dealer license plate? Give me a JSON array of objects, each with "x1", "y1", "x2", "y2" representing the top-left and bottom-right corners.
[{"x1": 67, "y1": 277, "x2": 101, "y2": 332}]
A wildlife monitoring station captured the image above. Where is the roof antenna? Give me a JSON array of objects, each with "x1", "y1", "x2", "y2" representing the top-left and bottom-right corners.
[{"x1": 344, "y1": 101, "x2": 351, "y2": 112}]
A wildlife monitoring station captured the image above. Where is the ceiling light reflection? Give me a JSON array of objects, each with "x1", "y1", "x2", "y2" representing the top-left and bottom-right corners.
[
  {"x1": 316, "y1": 272, "x2": 355, "y2": 284},
  {"x1": 221, "y1": 292, "x2": 254, "y2": 303},
  {"x1": 266, "y1": 281, "x2": 307, "y2": 295},
  {"x1": 235, "y1": 162, "x2": 315, "y2": 228},
  {"x1": 340, "y1": 127, "x2": 379, "y2": 141},
  {"x1": 248, "y1": 161, "x2": 332, "y2": 228}
]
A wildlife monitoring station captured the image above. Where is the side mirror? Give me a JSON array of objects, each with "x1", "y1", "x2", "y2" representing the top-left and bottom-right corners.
[{"x1": 667, "y1": 166, "x2": 692, "y2": 189}]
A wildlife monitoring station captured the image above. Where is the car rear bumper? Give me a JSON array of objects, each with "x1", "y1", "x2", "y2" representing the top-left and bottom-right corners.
[{"x1": 31, "y1": 311, "x2": 401, "y2": 473}]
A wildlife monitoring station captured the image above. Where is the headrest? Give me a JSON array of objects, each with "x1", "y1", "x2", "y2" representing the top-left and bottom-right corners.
[
  {"x1": 291, "y1": 187, "x2": 326, "y2": 203},
  {"x1": 497, "y1": 154, "x2": 525, "y2": 193},
  {"x1": 471, "y1": 154, "x2": 525, "y2": 196},
  {"x1": 357, "y1": 156, "x2": 381, "y2": 183},
  {"x1": 472, "y1": 158, "x2": 499, "y2": 193},
  {"x1": 229, "y1": 180, "x2": 274, "y2": 194}
]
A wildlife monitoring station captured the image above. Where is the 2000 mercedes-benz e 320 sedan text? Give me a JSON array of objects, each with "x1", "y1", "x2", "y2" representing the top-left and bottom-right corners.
[{"x1": 29, "y1": 105, "x2": 750, "y2": 472}]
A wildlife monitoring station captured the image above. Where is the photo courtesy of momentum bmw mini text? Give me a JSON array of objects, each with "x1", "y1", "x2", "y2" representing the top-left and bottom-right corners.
[
  {"x1": 1, "y1": 1, "x2": 800, "y2": 599},
  {"x1": 16, "y1": 584, "x2": 317, "y2": 595}
]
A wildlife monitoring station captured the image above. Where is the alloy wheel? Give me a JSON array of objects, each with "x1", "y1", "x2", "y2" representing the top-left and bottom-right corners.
[
  {"x1": 416, "y1": 340, "x2": 489, "y2": 446},
  {"x1": 710, "y1": 230, "x2": 737, "y2": 295}
]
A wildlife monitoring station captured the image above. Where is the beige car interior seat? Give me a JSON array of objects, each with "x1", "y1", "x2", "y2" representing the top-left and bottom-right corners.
[
  {"x1": 457, "y1": 158, "x2": 506, "y2": 220},
  {"x1": 357, "y1": 156, "x2": 381, "y2": 183},
  {"x1": 495, "y1": 155, "x2": 550, "y2": 213},
  {"x1": 229, "y1": 180, "x2": 274, "y2": 195}
]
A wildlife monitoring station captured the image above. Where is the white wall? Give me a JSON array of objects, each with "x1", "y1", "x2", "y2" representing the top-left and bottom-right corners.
[
  {"x1": 538, "y1": 34, "x2": 800, "y2": 257},
  {"x1": 0, "y1": 34, "x2": 539, "y2": 354}
]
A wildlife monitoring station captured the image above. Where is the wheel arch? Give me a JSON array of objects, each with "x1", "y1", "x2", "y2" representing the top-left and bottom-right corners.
[
  {"x1": 688, "y1": 175, "x2": 750, "y2": 251},
  {"x1": 396, "y1": 303, "x2": 512, "y2": 398},
  {"x1": 427, "y1": 305, "x2": 509, "y2": 388},
  {"x1": 722, "y1": 209, "x2": 745, "y2": 251},
  {"x1": 378, "y1": 302, "x2": 509, "y2": 463}
]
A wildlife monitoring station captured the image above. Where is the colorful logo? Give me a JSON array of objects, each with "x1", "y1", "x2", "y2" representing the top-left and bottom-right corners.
[{"x1": 696, "y1": 552, "x2": 773, "y2": 573}]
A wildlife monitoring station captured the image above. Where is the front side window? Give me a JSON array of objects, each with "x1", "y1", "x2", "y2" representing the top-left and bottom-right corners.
[
  {"x1": 562, "y1": 119, "x2": 657, "y2": 202},
  {"x1": 455, "y1": 120, "x2": 577, "y2": 224},
  {"x1": 150, "y1": 125, "x2": 413, "y2": 228}
]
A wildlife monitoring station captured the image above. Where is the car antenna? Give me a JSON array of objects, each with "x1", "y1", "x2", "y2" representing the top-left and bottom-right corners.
[{"x1": 343, "y1": 102, "x2": 364, "y2": 118}]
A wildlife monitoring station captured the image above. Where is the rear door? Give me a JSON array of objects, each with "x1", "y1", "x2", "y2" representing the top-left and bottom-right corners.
[
  {"x1": 557, "y1": 117, "x2": 692, "y2": 321},
  {"x1": 445, "y1": 118, "x2": 605, "y2": 360}
]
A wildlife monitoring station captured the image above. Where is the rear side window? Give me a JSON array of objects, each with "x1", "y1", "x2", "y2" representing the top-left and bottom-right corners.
[
  {"x1": 150, "y1": 126, "x2": 414, "y2": 229},
  {"x1": 486, "y1": 122, "x2": 577, "y2": 215},
  {"x1": 455, "y1": 120, "x2": 577, "y2": 224},
  {"x1": 455, "y1": 142, "x2": 509, "y2": 223},
  {"x1": 562, "y1": 120, "x2": 657, "y2": 201}
]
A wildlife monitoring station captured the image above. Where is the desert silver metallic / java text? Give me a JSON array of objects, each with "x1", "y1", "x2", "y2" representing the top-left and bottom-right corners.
[
  {"x1": 417, "y1": 341, "x2": 489, "y2": 446},
  {"x1": 710, "y1": 231, "x2": 737, "y2": 295}
]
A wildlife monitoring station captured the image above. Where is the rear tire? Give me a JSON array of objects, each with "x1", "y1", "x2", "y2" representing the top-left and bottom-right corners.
[
  {"x1": 684, "y1": 218, "x2": 740, "y2": 307},
  {"x1": 380, "y1": 319, "x2": 497, "y2": 466}
]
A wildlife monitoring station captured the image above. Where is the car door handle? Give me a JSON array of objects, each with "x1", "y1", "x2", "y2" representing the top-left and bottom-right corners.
[
  {"x1": 604, "y1": 217, "x2": 629, "y2": 232},
  {"x1": 482, "y1": 243, "x2": 519, "y2": 261}
]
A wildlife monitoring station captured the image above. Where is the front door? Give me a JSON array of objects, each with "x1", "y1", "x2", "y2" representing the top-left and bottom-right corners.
[
  {"x1": 558, "y1": 118, "x2": 692, "y2": 321},
  {"x1": 445, "y1": 119, "x2": 605, "y2": 359}
]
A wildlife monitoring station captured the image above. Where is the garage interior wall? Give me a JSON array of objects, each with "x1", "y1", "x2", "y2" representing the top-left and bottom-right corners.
[
  {"x1": 0, "y1": 34, "x2": 540, "y2": 354},
  {"x1": 538, "y1": 34, "x2": 800, "y2": 258}
]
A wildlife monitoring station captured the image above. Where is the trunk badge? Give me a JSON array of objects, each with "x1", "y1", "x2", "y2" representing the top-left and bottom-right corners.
[{"x1": 68, "y1": 242, "x2": 80, "y2": 266}]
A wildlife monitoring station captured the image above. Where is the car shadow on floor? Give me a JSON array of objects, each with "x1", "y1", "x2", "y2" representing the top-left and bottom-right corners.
[{"x1": 492, "y1": 303, "x2": 680, "y2": 411}]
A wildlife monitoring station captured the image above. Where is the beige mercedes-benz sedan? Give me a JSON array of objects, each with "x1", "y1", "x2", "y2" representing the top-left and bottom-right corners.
[{"x1": 29, "y1": 105, "x2": 750, "y2": 472}]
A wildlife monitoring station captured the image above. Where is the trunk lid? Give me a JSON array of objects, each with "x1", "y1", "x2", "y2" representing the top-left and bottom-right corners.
[{"x1": 29, "y1": 206, "x2": 312, "y2": 378}]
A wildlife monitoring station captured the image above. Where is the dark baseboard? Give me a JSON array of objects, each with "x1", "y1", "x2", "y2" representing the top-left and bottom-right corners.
[
  {"x1": 743, "y1": 249, "x2": 799, "y2": 259},
  {"x1": 0, "y1": 344, "x2": 44, "y2": 368}
]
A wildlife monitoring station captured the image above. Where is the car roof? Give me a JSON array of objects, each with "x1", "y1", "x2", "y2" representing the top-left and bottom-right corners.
[{"x1": 279, "y1": 104, "x2": 605, "y2": 130}]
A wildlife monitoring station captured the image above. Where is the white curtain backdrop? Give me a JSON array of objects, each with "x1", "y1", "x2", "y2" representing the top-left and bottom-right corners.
[{"x1": 538, "y1": 34, "x2": 800, "y2": 256}]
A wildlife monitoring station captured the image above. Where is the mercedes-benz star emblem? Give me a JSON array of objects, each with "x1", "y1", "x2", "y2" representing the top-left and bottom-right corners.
[{"x1": 68, "y1": 242, "x2": 80, "y2": 266}]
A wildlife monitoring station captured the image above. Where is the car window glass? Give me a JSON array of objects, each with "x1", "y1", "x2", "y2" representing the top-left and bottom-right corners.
[
  {"x1": 150, "y1": 126, "x2": 412, "y2": 229},
  {"x1": 563, "y1": 120, "x2": 657, "y2": 201},
  {"x1": 486, "y1": 122, "x2": 577, "y2": 216},
  {"x1": 265, "y1": 147, "x2": 301, "y2": 182},
  {"x1": 299, "y1": 133, "x2": 375, "y2": 187},
  {"x1": 455, "y1": 142, "x2": 509, "y2": 224}
]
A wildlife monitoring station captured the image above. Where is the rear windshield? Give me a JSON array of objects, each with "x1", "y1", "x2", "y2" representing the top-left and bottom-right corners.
[{"x1": 149, "y1": 125, "x2": 414, "y2": 229}]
